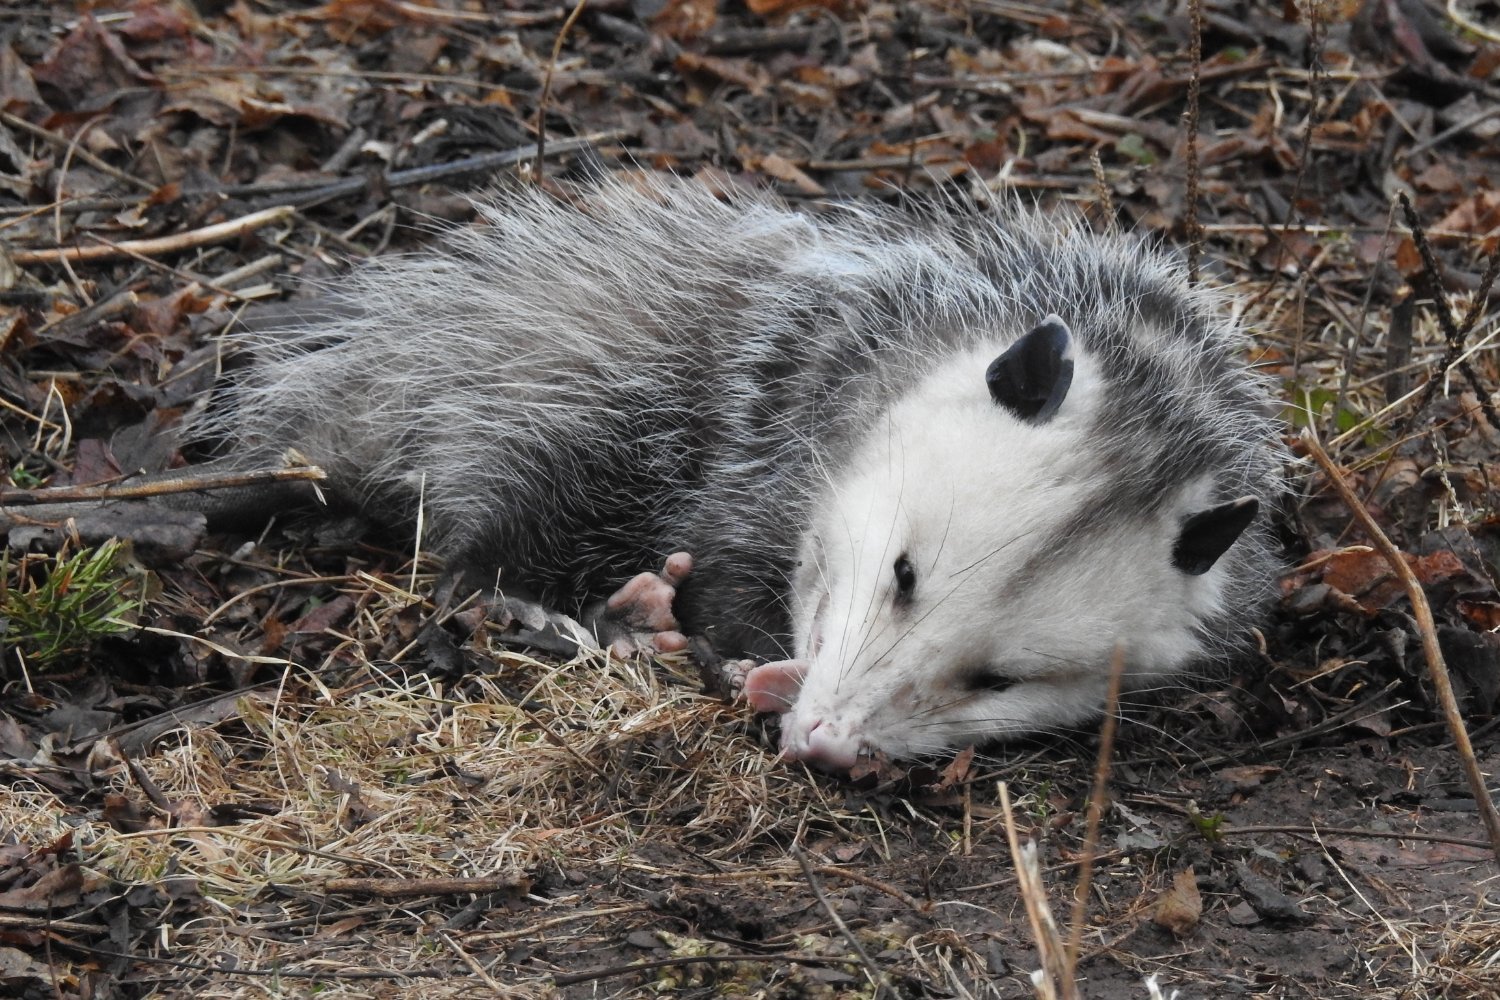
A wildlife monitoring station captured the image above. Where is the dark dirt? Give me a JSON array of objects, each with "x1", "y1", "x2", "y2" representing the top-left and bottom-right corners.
[{"x1": 2, "y1": 0, "x2": 1500, "y2": 998}]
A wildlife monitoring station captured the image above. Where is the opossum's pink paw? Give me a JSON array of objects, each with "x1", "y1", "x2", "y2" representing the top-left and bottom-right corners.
[
  {"x1": 602, "y1": 551, "x2": 693, "y2": 657},
  {"x1": 743, "y1": 659, "x2": 808, "y2": 713}
]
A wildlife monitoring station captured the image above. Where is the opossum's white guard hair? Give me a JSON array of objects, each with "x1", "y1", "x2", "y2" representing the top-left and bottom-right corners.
[{"x1": 214, "y1": 175, "x2": 1284, "y2": 770}]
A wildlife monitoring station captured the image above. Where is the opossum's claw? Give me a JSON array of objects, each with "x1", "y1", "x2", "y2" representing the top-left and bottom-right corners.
[{"x1": 599, "y1": 551, "x2": 694, "y2": 657}]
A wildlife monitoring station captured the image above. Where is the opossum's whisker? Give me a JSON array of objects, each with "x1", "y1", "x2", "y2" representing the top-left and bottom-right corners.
[
  {"x1": 946, "y1": 527, "x2": 1034, "y2": 580},
  {"x1": 909, "y1": 691, "x2": 991, "y2": 722},
  {"x1": 846, "y1": 488, "x2": 906, "y2": 677},
  {"x1": 1089, "y1": 715, "x2": 1211, "y2": 764},
  {"x1": 1017, "y1": 647, "x2": 1090, "y2": 668},
  {"x1": 924, "y1": 490, "x2": 958, "y2": 583},
  {"x1": 867, "y1": 525, "x2": 1037, "y2": 670},
  {"x1": 844, "y1": 412, "x2": 911, "y2": 681}
]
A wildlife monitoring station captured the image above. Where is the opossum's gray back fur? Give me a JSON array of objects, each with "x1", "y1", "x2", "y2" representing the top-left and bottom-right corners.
[{"x1": 218, "y1": 178, "x2": 1282, "y2": 660}]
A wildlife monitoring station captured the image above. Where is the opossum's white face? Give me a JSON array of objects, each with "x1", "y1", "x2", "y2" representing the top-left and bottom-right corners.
[{"x1": 743, "y1": 316, "x2": 1260, "y2": 772}]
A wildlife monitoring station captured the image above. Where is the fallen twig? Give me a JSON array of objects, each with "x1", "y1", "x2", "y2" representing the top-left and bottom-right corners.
[
  {"x1": 1183, "y1": 0, "x2": 1203, "y2": 283},
  {"x1": 1396, "y1": 192, "x2": 1500, "y2": 431},
  {"x1": 1302, "y1": 429, "x2": 1500, "y2": 866},
  {"x1": 815, "y1": 864, "x2": 926, "y2": 912},
  {"x1": 322, "y1": 875, "x2": 531, "y2": 898},
  {"x1": 533, "y1": 0, "x2": 590, "y2": 180},
  {"x1": 1220, "y1": 824, "x2": 1490, "y2": 850},
  {"x1": 1064, "y1": 646, "x2": 1126, "y2": 976},
  {"x1": 999, "y1": 782, "x2": 1075, "y2": 1000},
  {"x1": 551, "y1": 951, "x2": 851, "y2": 988},
  {"x1": 0, "y1": 465, "x2": 326, "y2": 506},
  {"x1": 790, "y1": 844, "x2": 896, "y2": 1000},
  {"x1": 10, "y1": 206, "x2": 295, "y2": 266}
]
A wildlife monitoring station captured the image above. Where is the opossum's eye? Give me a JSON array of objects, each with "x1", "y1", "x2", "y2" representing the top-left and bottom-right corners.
[
  {"x1": 1173, "y1": 496, "x2": 1260, "y2": 575},
  {"x1": 987, "y1": 314, "x2": 1074, "y2": 423},
  {"x1": 893, "y1": 554, "x2": 917, "y2": 599},
  {"x1": 964, "y1": 669, "x2": 1016, "y2": 694}
]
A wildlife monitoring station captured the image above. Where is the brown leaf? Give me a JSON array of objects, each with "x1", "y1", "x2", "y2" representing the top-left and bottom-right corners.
[
  {"x1": 964, "y1": 135, "x2": 1008, "y2": 174},
  {"x1": 654, "y1": 0, "x2": 718, "y2": 43},
  {"x1": 121, "y1": 6, "x2": 189, "y2": 40},
  {"x1": 1320, "y1": 548, "x2": 1399, "y2": 609},
  {"x1": 65, "y1": 438, "x2": 125, "y2": 487},
  {"x1": 1215, "y1": 764, "x2": 1281, "y2": 792},
  {"x1": 31, "y1": 16, "x2": 157, "y2": 110},
  {"x1": 675, "y1": 52, "x2": 769, "y2": 96},
  {"x1": 746, "y1": 0, "x2": 863, "y2": 16},
  {"x1": 1153, "y1": 867, "x2": 1202, "y2": 937},
  {"x1": 1432, "y1": 192, "x2": 1500, "y2": 240},
  {"x1": 1320, "y1": 547, "x2": 1471, "y2": 612},
  {"x1": 755, "y1": 152, "x2": 825, "y2": 196},
  {"x1": 1410, "y1": 549, "x2": 1469, "y2": 587},
  {"x1": 0, "y1": 45, "x2": 42, "y2": 114},
  {"x1": 288, "y1": 594, "x2": 356, "y2": 635},
  {"x1": 0, "y1": 862, "x2": 85, "y2": 912},
  {"x1": 1458, "y1": 599, "x2": 1500, "y2": 630},
  {"x1": 937, "y1": 746, "x2": 976, "y2": 788},
  {"x1": 315, "y1": 0, "x2": 404, "y2": 41}
]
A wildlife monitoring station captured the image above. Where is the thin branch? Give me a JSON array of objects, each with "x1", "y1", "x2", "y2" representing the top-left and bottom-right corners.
[
  {"x1": 999, "y1": 782, "x2": 1075, "y2": 1000},
  {"x1": 1302, "y1": 428, "x2": 1500, "y2": 867},
  {"x1": 10, "y1": 205, "x2": 294, "y2": 266},
  {"x1": 1065, "y1": 646, "x2": 1126, "y2": 975},
  {"x1": 1183, "y1": 0, "x2": 1203, "y2": 283},
  {"x1": 0, "y1": 466, "x2": 325, "y2": 506},
  {"x1": 323, "y1": 875, "x2": 530, "y2": 898},
  {"x1": 1220, "y1": 824, "x2": 1490, "y2": 850},
  {"x1": 1396, "y1": 192, "x2": 1500, "y2": 430},
  {"x1": 790, "y1": 844, "x2": 896, "y2": 1000},
  {"x1": 533, "y1": 0, "x2": 590, "y2": 180}
]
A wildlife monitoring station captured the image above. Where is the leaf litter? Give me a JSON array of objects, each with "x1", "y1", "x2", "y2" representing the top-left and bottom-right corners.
[{"x1": 1, "y1": 0, "x2": 1499, "y2": 998}]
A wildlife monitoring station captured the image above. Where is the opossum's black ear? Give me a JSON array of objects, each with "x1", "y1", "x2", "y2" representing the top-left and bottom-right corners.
[
  {"x1": 1173, "y1": 497, "x2": 1259, "y2": 575},
  {"x1": 987, "y1": 314, "x2": 1074, "y2": 423}
]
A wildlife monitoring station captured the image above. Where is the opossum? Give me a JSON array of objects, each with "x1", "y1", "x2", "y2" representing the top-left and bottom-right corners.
[{"x1": 208, "y1": 176, "x2": 1284, "y2": 773}]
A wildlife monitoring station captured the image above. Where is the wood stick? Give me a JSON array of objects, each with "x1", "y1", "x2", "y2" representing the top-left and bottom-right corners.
[
  {"x1": 1302, "y1": 429, "x2": 1500, "y2": 866},
  {"x1": 10, "y1": 206, "x2": 295, "y2": 266},
  {"x1": 322, "y1": 875, "x2": 530, "y2": 898},
  {"x1": 0, "y1": 466, "x2": 325, "y2": 506}
]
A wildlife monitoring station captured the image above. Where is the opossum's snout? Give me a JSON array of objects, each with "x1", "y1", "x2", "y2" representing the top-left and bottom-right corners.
[{"x1": 743, "y1": 659, "x2": 868, "y2": 771}]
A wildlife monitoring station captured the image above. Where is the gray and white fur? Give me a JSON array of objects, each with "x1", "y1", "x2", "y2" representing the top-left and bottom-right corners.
[{"x1": 215, "y1": 177, "x2": 1284, "y2": 772}]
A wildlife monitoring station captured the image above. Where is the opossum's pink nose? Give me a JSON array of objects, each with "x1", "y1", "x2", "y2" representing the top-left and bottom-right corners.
[{"x1": 783, "y1": 717, "x2": 861, "y2": 773}]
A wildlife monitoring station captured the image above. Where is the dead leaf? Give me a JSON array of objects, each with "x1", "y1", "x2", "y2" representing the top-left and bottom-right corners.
[
  {"x1": 675, "y1": 52, "x2": 769, "y2": 95},
  {"x1": 1214, "y1": 764, "x2": 1282, "y2": 792},
  {"x1": 1153, "y1": 868, "x2": 1202, "y2": 936},
  {"x1": 654, "y1": 0, "x2": 718, "y2": 42},
  {"x1": 1320, "y1": 547, "x2": 1469, "y2": 611},
  {"x1": 755, "y1": 152, "x2": 826, "y2": 196},
  {"x1": 746, "y1": 0, "x2": 862, "y2": 17},
  {"x1": 1458, "y1": 599, "x2": 1500, "y2": 630},
  {"x1": 0, "y1": 45, "x2": 42, "y2": 114},
  {"x1": 0, "y1": 862, "x2": 85, "y2": 912},
  {"x1": 937, "y1": 746, "x2": 976, "y2": 788},
  {"x1": 1433, "y1": 191, "x2": 1500, "y2": 241}
]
